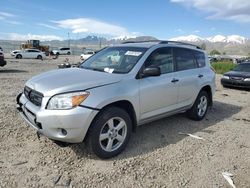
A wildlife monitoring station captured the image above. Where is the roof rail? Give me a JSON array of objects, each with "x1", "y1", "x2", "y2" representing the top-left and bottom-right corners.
[
  {"x1": 122, "y1": 40, "x2": 201, "y2": 49},
  {"x1": 122, "y1": 40, "x2": 160, "y2": 44},
  {"x1": 159, "y1": 41, "x2": 201, "y2": 49}
]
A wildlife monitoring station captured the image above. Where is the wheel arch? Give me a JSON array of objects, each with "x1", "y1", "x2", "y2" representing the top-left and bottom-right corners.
[
  {"x1": 200, "y1": 85, "x2": 213, "y2": 106},
  {"x1": 88, "y1": 100, "x2": 137, "y2": 136}
]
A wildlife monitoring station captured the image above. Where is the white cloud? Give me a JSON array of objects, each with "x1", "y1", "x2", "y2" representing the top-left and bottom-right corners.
[
  {"x1": 52, "y1": 18, "x2": 135, "y2": 37},
  {"x1": 170, "y1": 0, "x2": 250, "y2": 23},
  {"x1": 0, "y1": 11, "x2": 14, "y2": 18},
  {"x1": 5, "y1": 20, "x2": 22, "y2": 25},
  {"x1": 175, "y1": 28, "x2": 183, "y2": 32},
  {"x1": 0, "y1": 11, "x2": 22, "y2": 25},
  {"x1": 210, "y1": 27, "x2": 216, "y2": 31},
  {"x1": 194, "y1": 30, "x2": 200, "y2": 33},
  {"x1": 37, "y1": 23, "x2": 59, "y2": 30},
  {"x1": 7, "y1": 33, "x2": 63, "y2": 41}
]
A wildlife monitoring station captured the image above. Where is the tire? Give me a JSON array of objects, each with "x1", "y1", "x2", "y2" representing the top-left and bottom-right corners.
[
  {"x1": 16, "y1": 54, "x2": 22, "y2": 59},
  {"x1": 86, "y1": 107, "x2": 132, "y2": 159},
  {"x1": 67, "y1": 52, "x2": 71, "y2": 55},
  {"x1": 187, "y1": 90, "x2": 209, "y2": 121},
  {"x1": 37, "y1": 55, "x2": 42, "y2": 59}
]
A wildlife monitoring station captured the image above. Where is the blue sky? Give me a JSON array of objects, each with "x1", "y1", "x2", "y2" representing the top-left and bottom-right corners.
[{"x1": 0, "y1": 0, "x2": 250, "y2": 40}]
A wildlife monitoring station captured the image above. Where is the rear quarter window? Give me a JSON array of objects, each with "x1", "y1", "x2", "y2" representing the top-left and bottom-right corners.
[{"x1": 194, "y1": 51, "x2": 206, "y2": 68}]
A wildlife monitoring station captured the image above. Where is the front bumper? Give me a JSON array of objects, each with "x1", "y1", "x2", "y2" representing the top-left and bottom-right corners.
[
  {"x1": 221, "y1": 78, "x2": 250, "y2": 89},
  {"x1": 16, "y1": 93, "x2": 98, "y2": 143}
]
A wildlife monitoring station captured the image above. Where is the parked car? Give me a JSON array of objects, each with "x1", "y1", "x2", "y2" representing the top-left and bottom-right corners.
[
  {"x1": 0, "y1": 51, "x2": 7, "y2": 67},
  {"x1": 17, "y1": 41, "x2": 215, "y2": 158},
  {"x1": 80, "y1": 50, "x2": 95, "y2": 61},
  {"x1": 52, "y1": 47, "x2": 71, "y2": 55},
  {"x1": 12, "y1": 49, "x2": 45, "y2": 59},
  {"x1": 221, "y1": 62, "x2": 250, "y2": 89}
]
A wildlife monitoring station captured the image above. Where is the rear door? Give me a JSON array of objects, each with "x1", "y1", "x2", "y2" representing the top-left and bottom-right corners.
[
  {"x1": 139, "y1": 47, "x2": 178, "y2": 120},
  {"x1": 29, "y1": 50, "x2": 39, "y2": 58},
  {"x1": 174, "y1": 47, "x2": 200, "y2": 107}
]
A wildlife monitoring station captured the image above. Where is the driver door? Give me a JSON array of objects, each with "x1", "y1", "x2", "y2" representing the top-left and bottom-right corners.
[{"x1": 139, "y1": 47, "x2": 178, "y2": 121}]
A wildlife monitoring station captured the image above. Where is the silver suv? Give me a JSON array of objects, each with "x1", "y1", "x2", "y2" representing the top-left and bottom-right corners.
[{"x1": 17, "y1": 41, "x2": 215, "y2": 158}]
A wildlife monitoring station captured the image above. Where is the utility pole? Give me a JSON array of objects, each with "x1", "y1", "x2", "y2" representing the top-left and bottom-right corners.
[
  {"x1": 68, "y1": 32, "x2": 70, "y2": 48},
  {"x1": 99, "y1": 38, "x2": 102, "y2": 49}
]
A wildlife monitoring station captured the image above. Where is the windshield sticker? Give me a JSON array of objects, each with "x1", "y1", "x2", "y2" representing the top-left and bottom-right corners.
[
  {"x1": 125, "y1": 51, "x2": 142, "y2": 56},
  {"x1": 104, "y1": 68, "x2": 114, "y2": 73}
]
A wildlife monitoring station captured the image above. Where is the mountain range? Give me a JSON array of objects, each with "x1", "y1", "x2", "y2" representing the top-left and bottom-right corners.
[
  {"x1": 1, "y1": 35, "x2": 249, "y2": 55},
  {"x1": 169, "y1": 35, "x2": 249, "y2": 44}
]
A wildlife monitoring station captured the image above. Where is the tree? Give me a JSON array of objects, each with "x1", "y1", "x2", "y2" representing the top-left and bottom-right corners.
[
  {"x1": 200, "y1": 43, "x2": 206, "y2": 50},
  {"x1": 210, "y1": 49, "x2": 221, "y2": 56}
]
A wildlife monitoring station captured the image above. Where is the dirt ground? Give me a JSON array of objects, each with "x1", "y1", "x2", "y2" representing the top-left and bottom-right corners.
[{"x1": 0, "y1": 56, "x2": 249, "y2": 188}]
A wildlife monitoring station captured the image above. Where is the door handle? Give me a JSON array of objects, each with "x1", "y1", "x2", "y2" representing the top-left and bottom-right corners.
[
  {"x1": 171, "y1": 78, "x2": 179, "y2": 83},
  {"x1": 198, "y1": 74, "x2": 204, "y2": 78}
]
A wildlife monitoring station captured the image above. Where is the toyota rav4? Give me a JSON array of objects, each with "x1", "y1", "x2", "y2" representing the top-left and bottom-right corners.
[{"x1": 17, "y1": 41, "x2": 216, "y2": 158}]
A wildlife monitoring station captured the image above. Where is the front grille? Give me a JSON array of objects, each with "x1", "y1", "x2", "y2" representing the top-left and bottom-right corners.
[
  {"x1": 230, "y1": 76, "x2": 244, "y2": 81},
  {"x1": 24, "y1": 86, "x2": 43, "y2": 106}
]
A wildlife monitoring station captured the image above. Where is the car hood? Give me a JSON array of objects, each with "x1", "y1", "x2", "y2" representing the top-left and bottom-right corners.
[
  {"x1": 26, "y1": 68, "x2": 123, "y2": 96},
  {"x1": 224, "y1": 71, "x2": 250, "y2": 78}
]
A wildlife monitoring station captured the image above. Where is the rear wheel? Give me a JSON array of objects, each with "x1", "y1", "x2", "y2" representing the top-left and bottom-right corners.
[
  {"x1": 187, "y1": 90, "x2": 209, "y2": 121},
  {"x1": 67, "y1": 52, "x2": 71, "y2": 55},
  {"x1": 86, "y1": 107, "x2": 132, "y2": 158},
  {"x1": 37, "y1": 55, "x2": 42, "y2": 59},
  {"x1": 16, "y1": 54, "x2": 22, "y2": 59}
]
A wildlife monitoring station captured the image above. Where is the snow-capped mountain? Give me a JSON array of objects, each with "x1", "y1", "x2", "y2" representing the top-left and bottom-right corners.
[
  {"x1": 170, "y1": 35, "x2": 249, "y2": 44},
  {"x1": 170, "y1": 35, "x2": 204, "y2": 43}
]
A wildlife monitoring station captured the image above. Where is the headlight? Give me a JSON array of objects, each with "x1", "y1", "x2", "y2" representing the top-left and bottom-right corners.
[
  {"x1": 244, "y1": 78, "x2": 250, "y2": 81},
  {"x1": 47, "y1": 91, "x2": 89, "y2": 110},
  {"x1": 222, "y1": 75, "x2": 229, "y2": 79}
]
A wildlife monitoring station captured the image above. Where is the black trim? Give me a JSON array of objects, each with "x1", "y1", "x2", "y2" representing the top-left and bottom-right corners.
[{"x1": 79, "y1": 105, "x2": 100, "y2": 111}]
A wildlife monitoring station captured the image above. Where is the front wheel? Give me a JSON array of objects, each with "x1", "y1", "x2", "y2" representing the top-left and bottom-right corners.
[
  {"x1": 86, "y1": 107, "x2": 132, "y2": 158},
  {"x1": 187, "y1": 90, "x2": 209, "y2": 121},
  {"x1": 37, "y1": 55, "x2": 42, "y2": 59},
  {"x1": 16, "y1": 54, "x2": 22, "y2": 59}
]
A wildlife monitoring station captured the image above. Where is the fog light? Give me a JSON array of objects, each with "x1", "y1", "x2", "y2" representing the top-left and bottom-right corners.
[{"x1": 61, "y1": 129, "x2": 67, "y2": 136}]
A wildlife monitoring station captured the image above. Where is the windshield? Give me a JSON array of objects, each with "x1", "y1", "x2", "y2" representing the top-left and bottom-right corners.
[
  {"x1": 80, "y1": 47, "x2": 147, "y2": 74},
  {"x1": 233, "y1": 63, "x2": 250, "y2": 72}
]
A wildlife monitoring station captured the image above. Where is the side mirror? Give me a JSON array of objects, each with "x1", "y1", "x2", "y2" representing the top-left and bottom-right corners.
[{"x1": 142, "y1": 66, "x2": 161, "y2": 77}]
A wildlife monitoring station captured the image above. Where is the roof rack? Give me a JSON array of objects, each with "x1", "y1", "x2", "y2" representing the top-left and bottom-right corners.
[
  {"x1": 122, "y1": 40, "x2": 201, "y2": 49},
  {"x1": 122, "y1": 40, "x2": 160, "y2": 44}
]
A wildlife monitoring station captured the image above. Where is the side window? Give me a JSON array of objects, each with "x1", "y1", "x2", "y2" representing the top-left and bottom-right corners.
[
  {"x1": 145, "y1": 48, "x2": 174, "y2": 74},
  {"x1": 175, "y1": 48, "x2": 197, "y2": 71},
  {"x1": 194, "y1": 51, "x2": 205, "y2": 68}
]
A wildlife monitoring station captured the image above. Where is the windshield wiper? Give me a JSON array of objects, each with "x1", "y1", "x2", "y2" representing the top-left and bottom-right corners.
[
  {"x1": 92, "y1": 68, "x2": 105, "y2": 72},
  {"x1": 81, "y1": 66, "x2": 104, "y2": 72}
]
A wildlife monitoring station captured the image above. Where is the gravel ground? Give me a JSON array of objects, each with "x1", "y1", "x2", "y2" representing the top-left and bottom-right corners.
[{"x1": 0, "y1": 56, "x2": 250, "y2": 188}]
